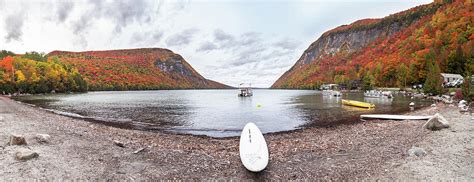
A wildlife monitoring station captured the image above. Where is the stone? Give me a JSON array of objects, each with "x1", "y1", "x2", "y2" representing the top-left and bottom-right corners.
[
  {"x1": 9, "y1": 134, "x2": 27, "y2": 145},
  {"x1": 114, "y1": 140, "x2": 125, "y2": 148},
  {"x1": 460, "y1": 106, "x2": 469, "y2": 112},
  {"x1": 35, "y1": 134, "x2": 51, "y2": 143},
  {"x1": 15, "y1": 148, "x2": 38, "y2": 160},
  {"x1": 423, "y1": 113, "x2": 449, "y2": 130},
  {"x1": 458, "y1": 100, "x2": 467, "y2": 108},
  {"x1": 408, "y1": 146, "x2": 426, "y2": 157},
  {"x1": 443, "y1": 99, "x2": 453, "y2": 104}
]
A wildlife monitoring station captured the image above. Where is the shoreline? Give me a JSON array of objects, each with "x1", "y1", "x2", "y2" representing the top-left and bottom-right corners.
[
  {"x1": 1, "y1": 96, "x2": 472, "y2": 180},
  {"x1": 10, "y1": 92, "x2": 430, "y2": 139}
]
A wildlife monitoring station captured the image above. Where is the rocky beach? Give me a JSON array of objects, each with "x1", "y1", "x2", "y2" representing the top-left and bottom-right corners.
[{"x1": 0, "y1": 96, "x2": 472, "y2": 180}]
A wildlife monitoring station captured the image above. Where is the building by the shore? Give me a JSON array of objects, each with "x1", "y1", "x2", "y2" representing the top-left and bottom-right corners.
[{"x1": 441, "y1": 73, "x2": 463, "y2": 83}]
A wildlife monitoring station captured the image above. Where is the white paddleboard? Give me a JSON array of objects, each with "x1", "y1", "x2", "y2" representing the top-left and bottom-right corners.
[
  {"x1": 360, "y1": 114, "x2": 432, "y2": 120},
  {"x1": 239, "y1": 122, "x2": 269, "y2": 172}
]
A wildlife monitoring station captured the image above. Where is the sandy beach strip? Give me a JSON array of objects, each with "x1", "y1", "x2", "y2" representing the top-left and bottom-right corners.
[{"x1": 0, "y1": 96, "x2": 472, "y2": 180}]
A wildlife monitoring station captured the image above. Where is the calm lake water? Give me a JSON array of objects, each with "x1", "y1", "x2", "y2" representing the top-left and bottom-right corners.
[{"x1": 14, "y1": 89, "x2": 431, "y2": 137}]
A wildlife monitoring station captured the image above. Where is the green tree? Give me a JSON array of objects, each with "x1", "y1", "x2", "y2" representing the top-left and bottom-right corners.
[
  {"x1": 408, "y1": 62, "x2": 417, "y2": 84},
  {"x1": 397, "y1": 63, "x2": 408, "y2": 88},
  {"x1": 423, "y1": 60, "x2": 444, "y2": 95},
  {"x1": 373, "y1": 63, "x2": 382, "y2": 86},
  {"x1": 446, "y1": 47, "x2": 465, "y2": 75},
  {"x1": 462, "y1": 72, "x2": 471, "y2": 101},
  {"x1": 22, "y1": 51, "x2": 47, "y2": 62},
  {"x1": 363, "y1": 71, "x2": 375, "y2": 91},
  {"x1": 0, "y1": 50, "x2": 15, "y2": 59}
]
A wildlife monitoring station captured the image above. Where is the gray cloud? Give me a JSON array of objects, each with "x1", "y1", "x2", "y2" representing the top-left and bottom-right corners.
[
  {"x1": 229, "y1": 46, "x2": 266, "y2": 67},
  {"x1": 196, "y1": 41, "x2": 218, "y2": 52},
  {"x1": 196, "y1": 30, "x2": 261, "y2": 53},
  {"x1": 273, "y1": 38, "x2": 300, "y2": 51},
  {"x1": 69, "y1": 0, "x2": 159, "y2": 47},
  {"x1": 72, "y1": 15, "x2": 94, "y2": 35},
  {"x1": 238, "y1": 32, "x2": 261, "y2": 47},
  {"x1": 213, "y1": 29, "x2": 234, "y2": 43},
  {"x1": 105, "y1": 0, "x2": 152, "y2": 32},
  {"x1": 4, "y1": 13, "x2": 25, "y2": 42},
  {"x1": 131, "y1": 30, "x2": 164, "y2": 45},
  {"x1": 55, "y1": 0, "x2": 74, "y2": 23},
  {"x1": 74, "y1": 35, "x2": 88, "y2": 49},
  {"x1": 72, "y1": 0, "x2": 155, "y2": 35},
  {"x1": 166, "y1": 28, "x2": 199, "y2": 47},
  {"x1": 197, "y1": 30, "x2": 298, "y2": 86}
]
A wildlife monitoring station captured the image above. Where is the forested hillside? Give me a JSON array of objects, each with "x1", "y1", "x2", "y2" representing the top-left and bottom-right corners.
[
  {"x1": 0, "y1": 52, "x2": 87, "y2": 94},
  {"x1": 272, "y1": 0, "x2": 473, "y2": 89},
  {"x1": 48, "y1": 48, "x2": 231, "y2": 91}
]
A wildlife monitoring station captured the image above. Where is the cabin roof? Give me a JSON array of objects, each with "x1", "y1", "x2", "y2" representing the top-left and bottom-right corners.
[{"x1": 441, "y1": 73, "x2": 463, "y2": 79}]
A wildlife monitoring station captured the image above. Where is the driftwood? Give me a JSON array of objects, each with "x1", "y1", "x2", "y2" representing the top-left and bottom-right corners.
[{"x1": 133, "y1": 145, "x2": 151, "y2": 154}]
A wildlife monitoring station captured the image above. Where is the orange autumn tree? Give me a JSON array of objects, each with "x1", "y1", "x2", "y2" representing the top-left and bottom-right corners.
[
  {"x1": 273, "y1": 0, "x2": 473, "y2": 91},
  {"x1": 0, "y1": 53, "x2": 87, "y2": 94}
]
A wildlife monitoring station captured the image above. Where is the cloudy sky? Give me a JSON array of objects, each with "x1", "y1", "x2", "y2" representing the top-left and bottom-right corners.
[{"x1": 0, "y1": 0, "x2": 432, "y2": 88}]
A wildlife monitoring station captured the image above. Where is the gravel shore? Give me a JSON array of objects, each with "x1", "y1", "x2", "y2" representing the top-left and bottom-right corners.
[{"x1": 0, "y1": 96, "x2": 472, "y2": 180}]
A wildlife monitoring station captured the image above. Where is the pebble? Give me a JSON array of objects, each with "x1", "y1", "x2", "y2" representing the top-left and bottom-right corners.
[
  {"x1": 114, "y1": 140, "x2": 125, "y2": 148},
  {"x1": 15, "y1": 148, "x2": 39, "y2": 161},
  {"x1": 408, "y1": 146, "x2": 426, "y2": 157},
  {"x1": 9, "y1": 134, "x2": 27, "y2": 145},
  {"x1": 35, "y1": 134, "x2": 51, "y2": 143}
]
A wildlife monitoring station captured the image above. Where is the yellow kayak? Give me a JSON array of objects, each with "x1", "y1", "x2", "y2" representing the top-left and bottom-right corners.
[{"x1": 342, "y1": 99, "x2": 375, "y2": 108}]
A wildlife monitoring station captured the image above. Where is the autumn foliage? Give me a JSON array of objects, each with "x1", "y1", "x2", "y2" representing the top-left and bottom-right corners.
[
  {"x1": 0, "y1": 55, "x2": 87, "y2": 94},
  {"x1": 273, "y1": 0, "x2": 473, "y2": 90},
  {"x1": 48, "y1": 48, "x2": 230, "y2": 91}
]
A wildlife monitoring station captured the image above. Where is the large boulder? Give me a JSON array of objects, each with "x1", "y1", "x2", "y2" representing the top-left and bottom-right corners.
[
  {"x1": 15, "y1": 148, "x2": 38, "y2": 161},
  {"x1": 423, "y1": 113, "x2": 449, "y2": 130},
  {"x1": 9, "y1": 134, "x2": 27, "y2": 145}
]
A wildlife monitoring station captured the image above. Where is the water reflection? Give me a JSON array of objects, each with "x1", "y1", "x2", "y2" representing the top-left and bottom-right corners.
[{"x1": 13, "y1": 90, "x2": 431, "y2": 137}]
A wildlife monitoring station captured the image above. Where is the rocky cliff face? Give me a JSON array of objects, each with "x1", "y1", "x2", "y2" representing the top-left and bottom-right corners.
[
  {"x1": 48, "y1": 48, "x2": 232, "y2": 90},
  {"x1": 272, "y1": 3, "x2": 443, "y2": 88},
  {"x1": 296, "y1": 19, "x2": 402, "y2": 66}
]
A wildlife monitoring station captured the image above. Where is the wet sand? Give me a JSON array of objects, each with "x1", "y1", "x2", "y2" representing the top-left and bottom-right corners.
[{"x1": 0, "y1": 96, "x2": 472, "y2": 180}]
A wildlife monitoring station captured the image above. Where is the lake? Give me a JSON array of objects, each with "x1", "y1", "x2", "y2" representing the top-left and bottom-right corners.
[{"x1": 13, "y1": 89, "x2": 431, "y2": 137}]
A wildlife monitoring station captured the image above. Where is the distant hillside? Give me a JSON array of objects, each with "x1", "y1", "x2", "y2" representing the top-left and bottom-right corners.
[
  {"x1": 272, "y1": 0, "x2": 473, "y2": 89},
  {"x1": 48, "y1": 48, "x2": 232, "y2": 90}
]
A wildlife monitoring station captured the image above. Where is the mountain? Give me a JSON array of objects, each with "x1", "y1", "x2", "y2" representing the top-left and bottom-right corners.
[
  {"x1": 48, "y1": 48, "x2": 232, "y2": 90},
  {"x1": 272, "y1": 0, "x2": 473, "y2": 89}
]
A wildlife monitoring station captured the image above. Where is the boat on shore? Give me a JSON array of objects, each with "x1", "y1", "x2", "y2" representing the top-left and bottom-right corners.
[
  {"x1": 364, "y1": 90, "x2": 393, "y2": 98},
  {"x1": 322, "y1": 90, "x2": 342, "y2": 97},
  {"x1": 320, "y1": 84, "x2": 342, "y2": 97},
  {"x1": 342, "y1": 99, "x2": 375, "y2": 108}
]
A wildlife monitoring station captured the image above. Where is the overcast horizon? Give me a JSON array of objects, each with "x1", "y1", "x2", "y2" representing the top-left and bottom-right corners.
[{"x1": 0, "y1": 0, "x2": 432, "y2": 88}]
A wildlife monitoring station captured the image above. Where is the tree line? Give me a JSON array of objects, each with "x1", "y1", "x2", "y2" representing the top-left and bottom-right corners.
[{"x1": 0, "y1": 51, "x2": 87, "y2": 94}]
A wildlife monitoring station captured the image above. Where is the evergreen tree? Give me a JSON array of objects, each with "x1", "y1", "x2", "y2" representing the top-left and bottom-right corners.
[
  {"x1": 397, "y1": 63, "x2": 408, "y2": 88},
  {"x1": 0, "y1": 50, "x2": 15, "y2": 59},
  {"x1": 462, "y1": 72, "x2": 471, "y2": 101},
  {"x1": 446, "y1": 47, "x2": 465, "y2": 75},
  {"x1": 363, "y1": 71, "x2": 375, "y2": 91},
  {"x1": 423, "y1": 60, "x2": 444, "y2": 95},
  {"x1": 22, "y1": 51, "x2": 47, "y2": 62}
]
